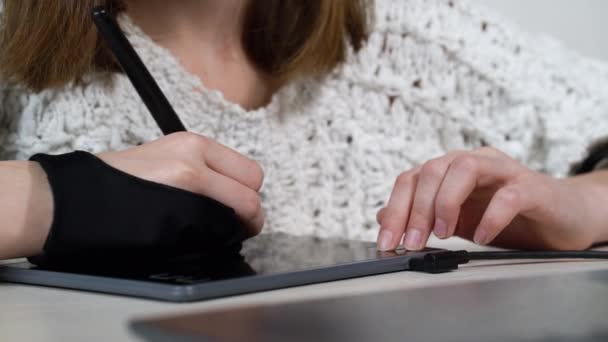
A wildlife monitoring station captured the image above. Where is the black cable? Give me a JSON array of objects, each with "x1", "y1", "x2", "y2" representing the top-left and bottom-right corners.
[
  {"x1": 409, "y1": 250, "x2": 608, "y2": 274},
  {"x1": 467, "y1": 250, "x2": 608, "y2": 261}
]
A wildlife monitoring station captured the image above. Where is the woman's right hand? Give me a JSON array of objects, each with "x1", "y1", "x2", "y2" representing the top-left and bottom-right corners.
[{"x1": 97, "y1": 132, "x2": 265, "y2": 235}]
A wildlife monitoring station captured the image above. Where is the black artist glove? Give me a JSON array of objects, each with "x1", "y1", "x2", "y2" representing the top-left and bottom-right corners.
[{"x1": 27, "y1": 151, "x2": 246, "y2": 269}]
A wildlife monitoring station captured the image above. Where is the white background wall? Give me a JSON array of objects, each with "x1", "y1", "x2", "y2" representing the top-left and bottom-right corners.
[{"x1": 474, "y1": 0, "x2": 608, "y2": 61}]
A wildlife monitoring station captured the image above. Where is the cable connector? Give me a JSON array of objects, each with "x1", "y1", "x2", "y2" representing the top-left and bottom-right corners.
[{"x1": 409, "y1": 250, "x2": 470, "y2": 274}]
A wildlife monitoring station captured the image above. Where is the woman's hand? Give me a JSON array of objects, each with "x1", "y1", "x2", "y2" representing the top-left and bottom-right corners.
[
  {"x1": 98, "y1": 132, "x2": 265, "y2": 234},
  {"x1": 376, "y1": 147, "x2": 599, "y2": 251}
]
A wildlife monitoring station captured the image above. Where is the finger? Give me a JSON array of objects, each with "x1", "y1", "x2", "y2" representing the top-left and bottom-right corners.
[
  {"x1": 193, "y1": 166, "x2": 265, "y2": 234},
  {"x1": 169, "y1": 132, "x2": 265, "y2": 191},
  {"x1": 403, "y1": 159, "x2": 449, "y2": 250},
  {"x1": 376, "y1": 167, "x2": 420, "y2": 251},
  {"x1": 376, "y1": 207, "x2": 386, "y2": 224},
  {"x1": 203, "y1": 141, "x2": 265, "y2": 192},
  {"x1": 434, "y1": 154, "x2": 518, "y2": 240},
  {"x1": 404, "y1": 152, "x2": 466, "y2": 250},
  {"x1": 473, "y1": 183, "x2": 533, "y2": 245}
]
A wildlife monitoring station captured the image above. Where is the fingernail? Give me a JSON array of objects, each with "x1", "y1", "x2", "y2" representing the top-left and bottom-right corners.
[
  {"x1": 433, "y1": 218, "x2": 448, "y2": 239},
  {"x1": 404, "y1": 229, "x2": 423, "y2": 250},
  {"x1": 377, "y1": 230, "x2": 394, "y2": 251},
  {"x1": 474, "y1": 229, "x2": 488, "y2": 245}
]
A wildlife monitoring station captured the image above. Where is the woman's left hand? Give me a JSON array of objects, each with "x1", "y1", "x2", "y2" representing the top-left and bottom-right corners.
[{"x1": 376, "y1": 147, "x2": 597, "y2": 251}]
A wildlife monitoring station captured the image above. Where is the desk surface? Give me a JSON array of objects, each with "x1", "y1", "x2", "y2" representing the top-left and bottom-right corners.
[{"x1": 3, "y1": 236, "x2": 608, "y2": 342}]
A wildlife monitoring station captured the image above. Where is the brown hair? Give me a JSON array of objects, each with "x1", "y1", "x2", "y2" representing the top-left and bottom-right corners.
[{"x1": 0, "y1": 0, "x2": 370, "y2": 92}]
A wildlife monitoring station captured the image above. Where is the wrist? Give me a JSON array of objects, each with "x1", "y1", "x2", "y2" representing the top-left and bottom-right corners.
[
  {"x1": 0, "y1": 161, "x2": 53, "y2": 259},
  {"x1": 25, "y1": 161, "x2": 54, "y2": 256},
  {"x1": 559, "y1": 171, "x2": 608, "y2": 246}
]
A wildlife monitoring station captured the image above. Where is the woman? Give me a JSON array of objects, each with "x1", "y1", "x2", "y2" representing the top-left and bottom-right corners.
[{"x1": 1, "y1": 0, "x2": 608, "y2": 261}]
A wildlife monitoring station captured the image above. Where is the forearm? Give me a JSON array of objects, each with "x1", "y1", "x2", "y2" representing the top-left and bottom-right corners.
[
  {"x1": 562, "y1": 169, "x2": 608, "y2": 246},
  {"x1": 0, "y1": 161, "x2": 52, "y2": 259}
]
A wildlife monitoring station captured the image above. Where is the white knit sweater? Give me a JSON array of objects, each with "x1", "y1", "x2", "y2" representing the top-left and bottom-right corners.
[{"x1": 2, "y1": 0, "x2": 608, "y2": 242}]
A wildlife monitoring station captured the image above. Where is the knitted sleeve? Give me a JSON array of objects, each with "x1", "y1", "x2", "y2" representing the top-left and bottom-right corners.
[{"x1": 358, "y1": 0, "x2": 608, "y2": 177}]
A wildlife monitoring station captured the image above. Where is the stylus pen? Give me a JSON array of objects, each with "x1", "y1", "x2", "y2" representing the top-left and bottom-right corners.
[{"x1": 91, "y1": 6, "x2": 186, "y2": 135}]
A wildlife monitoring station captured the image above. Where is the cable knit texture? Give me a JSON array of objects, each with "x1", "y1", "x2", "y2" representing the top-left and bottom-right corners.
[{"x1": 2, "y1": 0, "x2": 608, "y2": 242}]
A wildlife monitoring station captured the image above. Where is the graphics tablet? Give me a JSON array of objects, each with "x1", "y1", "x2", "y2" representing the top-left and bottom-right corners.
[{"x1": 0, "y1": 233, "x2": 448, "y2": 302}]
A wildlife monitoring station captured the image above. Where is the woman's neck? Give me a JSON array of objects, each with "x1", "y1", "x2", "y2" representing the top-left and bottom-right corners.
[
  {"x1": 127, "y1": 0, "x2": 276, "y2": 111},
  {"x1": 127, "y1": 0, "x2": 246, "y2": 47}
]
